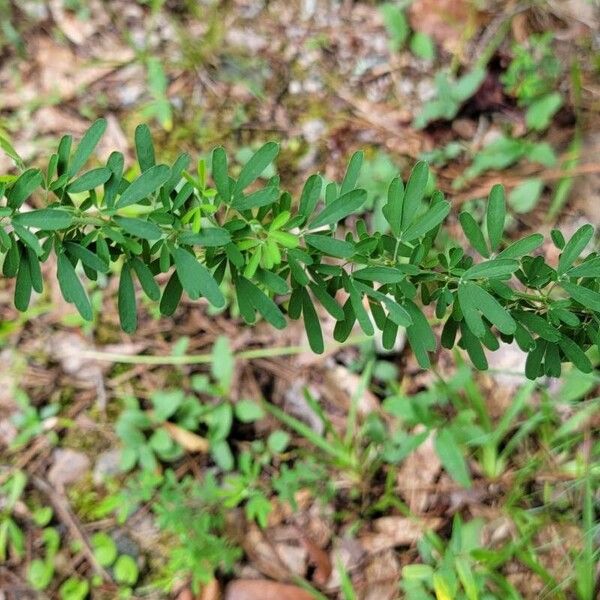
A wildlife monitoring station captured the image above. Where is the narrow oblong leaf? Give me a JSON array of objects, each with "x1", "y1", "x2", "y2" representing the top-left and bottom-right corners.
[
  {"x1": 116, "y1": 164, "x2": 170, "y2": 209},
  {"x1": 232, "y1": 186, "x2": 279, "y2": 211},
  {"x1": 310, "y1": 189, "x2": 367, "y2": 228},
  {"x1": 567, "y1": 257, "x2": 600, "y2": 278},
  {"x1": 172, "y1": 247, "x2": 225, "y2": 307},
  {"x1": 308, "y1": 282, "x2": 345, "y2": 320},
  {"x1": 118, "y1": 263, "x2": 137, "y2": 333},
  {"x1": 238, "y1": 277, "x2": 286, "y2": 329},
  {"x1": 298, "y1": 174, "x2": 322, "y2": 218},
  {"x1": 160, "y1": 272, "x2": 183, "y2": 316},
  {"x1": 7, "y1": 169, "x2": 43, "y2": 209},
  {"x1": 67, "y1": 167, "x2": 111, "y2": 193},
  {"x1": 305, "y1": 234, "x2": 355, "y2": 258},
  {"x1": 131, "y1": 257, "x2": 160, "y2": 301},
  {"x1": 340, "y1": 150, "x2": 363, "y2": 195},
  {"x1": 12, "y1": 223, "x2": 42, "y2": 256},
  {"x1": 134, "y1": 124, "x2": 155, "y2": 172},
  {"x1": 561, "y1": 281, "x2": 600, "y2": 312},
  {"x1": 56, "y1": 253, "x2": 93, "y2": 320},
  {"x1": 103, "y1": 151, "x2": 125, "y2": 209},
  {"x1": 459, "y1": 212, "x2": 489, "y2": 258},
  {"x1": 233, "y1": 142, "x2": 279, "y2": 194},
  {"x1": 403, "y1": 200, "x2": 450, "y2": 241},
  {"x1": 14, "y1": 257, "x2": 32, "y2": 311},
  {"x1": 64, "y1": 242, "x2": 109, "y2": 274},
  {"x1": 558, "y1": 224, "x2": 594, "y2": 275},
  {"x1": 68, "y1": 118, "x2": 107, "y2": 177},
  {"x1": 497, "y1": 233, "x2": 544, "y2": 259},
  {"x1": 559, "y1": 336, "x2": 592, "y2": 373},
  {"x1": 13, "y1": 209, "x2": 73, "y2": 231},
  {"x1": 463, "y1": 258, "x2": 518, "y2": 280},
  {"x1": 178, "y1": 228, "x2": 231, "y2": 247},
  {"x1": 113, "y1": 216, "x2": 162, "y2": 240},
  {"x1": 302, "y1": 289, "x2": 324, "y2": 353},
  {"x1": 486, "y1": 184, "x2": 506, "y2": 251},
  {"x1": 401, "y1": 161, "x2": 429, "y2": 229},
  {"x1": 382, "y1": 176, "x2": 404, "y2": 237},
  {"x1": 211, "y1": 147, "x2": 230, "y2": 203},
  {"x1": 354, "y1": 266, "x2": 413, "y2": 283},
  {"x1": 460, "y1": 282, "x2": 516, "y2": 336}
]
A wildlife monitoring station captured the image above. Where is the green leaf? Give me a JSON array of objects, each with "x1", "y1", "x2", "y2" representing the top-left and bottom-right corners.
[
  {"x1": 6, "y1": 168, "x2": 43, "y2": 209},
  {"x1": 172, "y1": 247, "x2": 225, "y2": 307},
  {"x1": 232, "y1": 185, "x2": 279, "y2": 211},
  {"x1": 340, "y1": 151, "x2": 363, "y2": 195},
  {"x1": 68, "y1": 118, "x2": 107, "y2": 177},
  {"x1": 0, "y1": 132, "x2": 25, "y2": 169},
  {"x1": 91, "y1": 532, "x2": 118, "y2": 567},
  {"x1": 233, "y1": 142, "x2": 279, "y2": 194},
  {"x1": 212, "y1": 146, "x2": 230, "y2": 203},
  {"x1": 57, "y1": 253, "x2": 93, "y2": 320},
  {"x1": 116, "y1": 164, "x2": 170, "y2": 209},
  {"x1": 3, "y1": 238, "x2": 20, "y2": 277},
  {"x1": 113, "y1": 216, "x2": 162, "y2": 240},
  {"x1": 463, "y1": 258, "x2": 518, "y2": 280},
  {"x1": 113, "y1": 555, "x2": 138, "y2": 586},
  {"x1": 508, "y1": 178, "x2": 543, "y2": 214},
  {"x1": 12, "y1": 223, "x2": 42, "y2": 256},
  {"x1": 118, "y1": 263, "x2": 137, "y2": 333},
  {"x1": 486, "y1": 184, "x2": 506, "y2": 250},
  {"x1": 310, "y1": 188, "x2": 367, "y2": 228},
  {"x1": 159, "y1": 272, "x2": 182, "y2": 316},
  {"x1": 134, "y1": 123, "x2": 155, "y2": 172},
  {"x1": 302, "y1": 288, "x2": 324, "y2": 353},
  {"x1": 353, "y1": 266, "x2": 407, "y2": 283},
  {"x1": 305, "y1": 234, "x2": 355, "y2": 258},
  {"x1": 64, "y1": 242, "x2": 109, "y2": 274},
  {"x1": 235, "y1": 399, "x2": 265, "y2": 423},
  {"x1": 380, "y1": 3, "x2": 409, "y2": 50},
  {"x1": 178, "y1": 227, "x2": 231, "y2": 247},
  {"x1": 513, "y1": 311, "x2": 561, "y2": 342},
  {"x1": 67, "y1": 167, "x2": 111, "y2": 193},
  {"x1": 459, "y1": 212, "x2": 489, "y2": 257},
  {"x1": 404, "y1": 300, "x2": 436, "y2": 368},
  {"x1": 403, "y1": 200, "x2": 450, "y2": 241},
  {"x1": 567, "y1": 257, "x2": 600, "y2": 278},
  {"x1": 410, "y1": 31, "x2": 436, "y2": 60},
  {"x1": 401, "y1": 161, "x2": 429, "y2": 229},
  {"x1": 382, "y1": 176, "x2": 404, "y2": 237},
  {"x1": 459, "y1": 282, "x2": 516, "y2": 336},
  {"x1": 558, "y1": 224, "x2": 594, "y2": 275},
  {"x1": 267, "y1": 430, "x2": 290, "y2": 453},
  {"x1": 26, "y1": 246, "x2": 43, "y2": 293},
  {"x1": 13, "y1": 208, "x2": 73, "y2": 231},
  {"x1": 131, "y1": 257, "x2": 160, "y2": 300},
  {"x1": 525, "y1": 92, "x2": 562, "y2": 131},
  {"x1": 561, "y1": 281, "x2": 600, "y2": 312},
  {"x1": 309, "y1": 282, "x2": 345, "y2": 320},
  {"x1": 298, "y1": 173, "x2": 323, "y2": 218},
  {"x1": 559, "y1": 336, "x2": 592, "y2": 373},
  {"x1": 14, "y1": 257, "x2": 32, "y2": 311},
  {"x1": 497, "y1": 233, "x2": 544, "y2": 259},
  {"x1": 238, "y1": 277, "x2": 286, "y2": 329},
  {"x1": 104, "y1": 151, "x2": 125, "y2": 209},
  {"x1": 434, "y1": 428, "x2": 471, "y2": 488}
]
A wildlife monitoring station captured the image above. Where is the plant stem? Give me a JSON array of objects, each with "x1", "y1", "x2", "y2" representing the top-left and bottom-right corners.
[{"x1": 80, "y1": 334, "x2": 370, "y2": 365}]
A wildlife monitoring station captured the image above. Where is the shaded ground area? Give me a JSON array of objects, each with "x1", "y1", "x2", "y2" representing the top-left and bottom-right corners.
[{"x1": 0, "y1": 1, "x2": 599, "y2": 599}]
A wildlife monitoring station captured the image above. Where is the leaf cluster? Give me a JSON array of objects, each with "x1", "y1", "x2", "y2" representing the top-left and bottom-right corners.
[{"x1": 1, "y1": 119, "x2": 599, "y2": 379}]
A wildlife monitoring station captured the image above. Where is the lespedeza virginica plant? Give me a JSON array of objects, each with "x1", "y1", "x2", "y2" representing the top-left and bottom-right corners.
[{"x1": 1, "y1": 119, "x2": 599, "y2": 379}]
